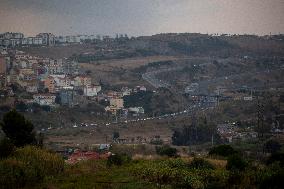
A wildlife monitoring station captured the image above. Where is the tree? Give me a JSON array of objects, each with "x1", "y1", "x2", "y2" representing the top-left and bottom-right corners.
[
  {"x1": 0, "y1": 110, "x2": 36, "y2": 147},
  {"x1": 156, "y1": 145, "x2": 178, "y2": 157}
]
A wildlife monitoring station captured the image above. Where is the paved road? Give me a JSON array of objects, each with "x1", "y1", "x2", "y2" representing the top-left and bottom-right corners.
[{"x1": 142, "y1": 67, "x2": 183, "y2": 88}]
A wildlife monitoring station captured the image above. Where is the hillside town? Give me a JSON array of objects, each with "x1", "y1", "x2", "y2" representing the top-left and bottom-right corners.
[
  {"x1": 0, "y1": 45, "x2": 146, "y2": 118},
  {"x1": 0, "y1": 32, "x2": 128, "y2": 47}
]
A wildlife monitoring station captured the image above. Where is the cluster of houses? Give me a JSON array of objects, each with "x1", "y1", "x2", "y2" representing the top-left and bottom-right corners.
[
  {"x1": 1, "y1": 48, "x2": 147, "y2": 117},
  {"x1": 217, "y1": 123, "x2": 257, "y2": 143},
  {"x1": 0, "y1": 32, "x2": 129, "y2": 47},
  {"x1": 0, "y1": 49, "x2": 101, "y2": 107},
  {"x1": 100, "y1": 86, "x2": 146, "y2": 115}
]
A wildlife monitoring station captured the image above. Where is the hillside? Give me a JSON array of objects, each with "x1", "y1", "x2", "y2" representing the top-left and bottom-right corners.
[{"x1": 19, "y1": 33, "x2": 284, "y2": 60}]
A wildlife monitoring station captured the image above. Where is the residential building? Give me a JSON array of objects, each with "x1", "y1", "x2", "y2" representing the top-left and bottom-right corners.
[
  {"x1": 46, "y1": 59, "x2": 64, "y2": 74},
  {"x1": 73, "y1": 75, "x2": 92, "y2": 87},
  {"x1": 26, "y1": 80, "x2": 38, "y2": 93},
  {"x1": 83, "y1": 85, "x2": 101, "y2": 96},
  {"x1": 110, "y1": 98, "x2": 124, "y2": 109},
  {"x1": 128, "y1": 107, "x2": 144, "y2": 114},
  {"x1": 135, "y1": 86, "x2": 147, "y2": 92},
  {"x1": 36, "y1": 33, "x2": 55, "y2": 46},
  {"x1": 59, "y1": 87, "x2": 75, "y2": 107},
  {"x1": 43, "y1": 76, "x2": 56, "y2": 93},
  {"x1": 121, "y1": 87, "x2": 132, "y2": 96},
  {"x1": 64, "y1": 59, "x2": 79, "y2": 75},
  {"x1": 33, "y1": 93, "x2": 56, "y2": 106}
]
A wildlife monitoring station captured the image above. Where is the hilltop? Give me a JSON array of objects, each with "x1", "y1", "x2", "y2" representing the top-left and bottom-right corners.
[{"x1": 20, "y1": 33, "x2": 284, "y2": 60}]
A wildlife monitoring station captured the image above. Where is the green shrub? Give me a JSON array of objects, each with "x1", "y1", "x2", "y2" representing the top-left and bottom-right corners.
[
  {"x1": 189, "y1": 158, "x2": 215, "y2": 170},
  {"x1": 13, "y1": 146, "x2": 64, "y2": 176},
  {"x1": 0, "y1": 138, "x2": 15, "y2": 159},
  {"x1": 0, "y1": 158, "x2": 30, "y2": 188},
  {"x1": 107, "y1": 153, "x2": 131, "y2": 167},
  {"x1": 226, "y1": 154, "x2": 248, "y2": 171},
  {"x1": 0, "y1": 146, "x2": 64, "y2": 188},
  {"x1": 209, "y1": 145, "x2": 238, "y2": 157},
  {"x1": 156, "y1": 145, "x2": 178, "y2": 157}
]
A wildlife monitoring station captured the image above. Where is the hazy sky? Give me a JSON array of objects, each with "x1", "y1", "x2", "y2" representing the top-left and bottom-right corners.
[{"x1": 0, "y1": 0, "x2": 283, "y2": 36}]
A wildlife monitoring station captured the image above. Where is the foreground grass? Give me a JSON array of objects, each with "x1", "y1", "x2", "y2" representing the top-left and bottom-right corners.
[{"x1": 43, "y1": 160, "x2": 159, "y2": 189}]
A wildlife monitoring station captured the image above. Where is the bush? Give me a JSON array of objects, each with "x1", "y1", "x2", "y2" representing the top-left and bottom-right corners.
[
  {"x1": 189, "y1": 158, "x2": 215, "y2": 170},
  {"x1": 226, "y1": 154, "x2": 248, "y2": 171},
  {"x1": 107, "y1": 153, "x2": 131, "y2": 166},
  {"x1": 0, "y1": 158, "x2": 30, "y2": 188},
  {"x1": 156, "y1": 145, "x2": 178, "y2": 157},
  {"x1": 0, "y1": 146, "x2": 64, "y2": 188},
  {"x1": 0, "y1": 138, "x2": 15, "y2": 159},
  {"x1": 13, "y1": 146, "x2": 64, "y2": 176},
  {"x1": 209, "y1": 145, "x2": 238, "y2": 157}
]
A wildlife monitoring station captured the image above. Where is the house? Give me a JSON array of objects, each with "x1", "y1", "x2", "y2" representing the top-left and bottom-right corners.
[
  {"x1": 46, "y1": 59, "x2": 64, "y2": 74},
  {"x1": 43, "y1": 76, "x2": 56, "y2": 93},
  {"x1": 33, "y1": 93, "x2": 56, "y2": 106},
  {"x1": 121, "y1": 87, "x2": 132, "y2": 96},
  {"x1": 110, "y1": 98, "x2": 124, "y2": 109},
  {"x1": 36, "y1": 33, "x2": 55, "y2": 46},
  {"x1": 128, "y1": 107, "x2": 145, "y2": 114},
  {"x1": 83, "y1": 85, "x2": 101, "y2": 97},
  {"x1": 134, "y1": 86, "x2": 146, "y2": 92},
  {"x1": 18, "y1": 68, "x2": 35, "y2": 79},
  {"x1": 73, "y1": 75, "x2": 92, "y2": 87},
  {"x1": 47, "y1": 75, "x2": 71, "y2": 91},
  {"x1": 64, "y1": 59, "x2": 79, "y2": 75},
  {"x1": 25, "y1": 80, "x2": 38, "y2": 93}
]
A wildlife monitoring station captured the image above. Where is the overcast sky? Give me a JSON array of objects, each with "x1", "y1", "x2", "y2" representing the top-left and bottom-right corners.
[{"x1": 0, "y1": 0, "x2": 283, "y2": 37}]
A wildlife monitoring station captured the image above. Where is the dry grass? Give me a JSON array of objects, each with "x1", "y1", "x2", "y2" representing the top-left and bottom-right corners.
[{"x1": 80, "y1": 56, "x2": 190, "y2": 87}]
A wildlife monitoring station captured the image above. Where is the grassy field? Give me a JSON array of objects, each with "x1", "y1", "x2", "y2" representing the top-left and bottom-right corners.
[
  {"x1": 40, "y1": 157, "x2": 228, "y2": 189},
  {"x1": 79, "y1": 55, "x2": 190, "y2": 87}
]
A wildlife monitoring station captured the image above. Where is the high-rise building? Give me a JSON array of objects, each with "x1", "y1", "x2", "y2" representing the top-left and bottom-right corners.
[{"x1": 36, "y1": 33, "x2": 55, "y2": 46}]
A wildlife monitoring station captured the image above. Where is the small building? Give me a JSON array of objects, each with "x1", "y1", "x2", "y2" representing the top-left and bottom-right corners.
[
  {"x1": 83, "y1": 85, "x2": 101, "y2": 97},
  {"x1": 128, "y1": 107, "x2": 144, "y2": 114},
  {"x1": 26, "y1": 80, "x2": 38, "y2": 93},
  {"x1": 73, "y1": 75, "x2": 92, "y2": 87},
  {"x1": 43, "y1": 76, "x2": 56, "y2": 93},
  {"x1": 121, "y1": 87, "x2": 132, "y2": 96},
  {"x1": 33, "y1": 93, "x2": 56, "y2": 106},
  {"x1": 110, "y1": 98, "x2": 124, "y2": 109}
]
